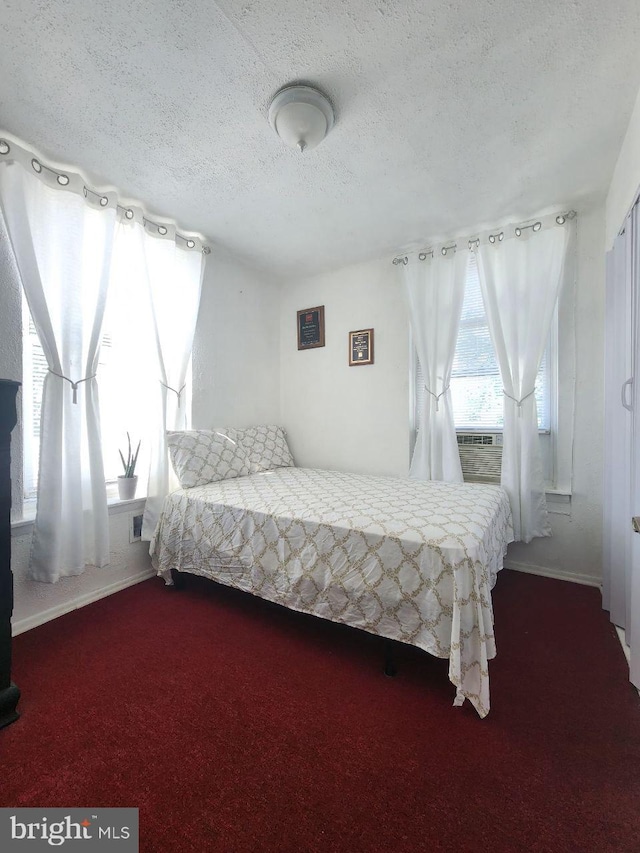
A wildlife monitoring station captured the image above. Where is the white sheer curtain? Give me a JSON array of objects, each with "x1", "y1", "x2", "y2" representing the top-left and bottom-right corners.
[
  {"x1": 0, "y1": 163, "x2": 115, "y2": 582},
  {"x1": 403, "y1": 250, "x2": 468, "y2": 481},
  {"x1": 100, "y1": 217, "x2": 157, "y2": 488},
  {"x1": 132, "y1": 224, "x2": 205, "y2": 541},
  {"x1": 477, "y1": 225, "x2": 569, "y2": 543},
  {"x1": 603, "y1": 201, "x2": 640, "y2": 691},
  {"x1": 0, "y1": 135, "x2": 209, "y2": 579}
]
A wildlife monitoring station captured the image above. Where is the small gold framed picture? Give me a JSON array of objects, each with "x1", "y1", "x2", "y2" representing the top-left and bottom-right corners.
[{"x1": 349, "y1": 328, "x2": 374, "y2": 366}]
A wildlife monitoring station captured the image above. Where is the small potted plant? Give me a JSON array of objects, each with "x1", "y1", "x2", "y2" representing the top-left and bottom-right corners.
[{"x1": 118, "y1": 433, "x2": 141, "y2": 500}]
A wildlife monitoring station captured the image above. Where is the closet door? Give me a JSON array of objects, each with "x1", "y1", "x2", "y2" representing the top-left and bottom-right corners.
[
  {"x1": 629, "y1": 204, "x2": 640, "y2": 689},
  {"x1": 605, "y1": 199, "x2": 640, "y2": 691},
  {"x1": 603, "y1": 223, "x2": 633, "y2": 632}
]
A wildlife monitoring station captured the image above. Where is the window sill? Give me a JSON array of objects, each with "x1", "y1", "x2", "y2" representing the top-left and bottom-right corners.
[
  {"x1": 107, "y1": 495, "x2": 147, "y2": 515},
  {"x1": 545, "y1": 487, "x2": 572, "y2": 498},
  {"x1": 11, "y1": 496, "x2": 146, "y2": 537},
  {"x1": 464, "y1": 478, "x2": 571, "y2": 510},
  {"x1": 10, "y1": 515, "x2": 36, "y2": 535}
]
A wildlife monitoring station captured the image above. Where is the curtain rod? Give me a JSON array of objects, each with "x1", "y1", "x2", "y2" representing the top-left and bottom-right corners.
[
  {"x1": 392, "y1": 209, "x2": 577, "y2": 265},
  {"x1": 0, "y1": 134, "x2": 211, "y2": 255}
]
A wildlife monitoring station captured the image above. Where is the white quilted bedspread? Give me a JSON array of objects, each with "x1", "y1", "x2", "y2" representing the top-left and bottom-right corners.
[{"x1": 150, "y1": 467, "x2": 513, "y2": 717}]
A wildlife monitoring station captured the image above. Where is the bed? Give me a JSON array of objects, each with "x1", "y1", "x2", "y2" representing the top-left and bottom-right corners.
[{"x1": 150, "y1": 455, "x2": 514, "y2": 718}]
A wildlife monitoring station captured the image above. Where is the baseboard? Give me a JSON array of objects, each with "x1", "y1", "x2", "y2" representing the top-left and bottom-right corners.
[
  {"x1": 614, "y1": 626, "x2": 640, "y2": 699},
  {"x1": 503, "y1": 560, "x2": 601, "y2": 588},
  {"x1": 11, "y1": 568, "x2": 156, "y2": 636},
  {"x1": 615, "y1": 626, "x2": 631, "y2": 665}
]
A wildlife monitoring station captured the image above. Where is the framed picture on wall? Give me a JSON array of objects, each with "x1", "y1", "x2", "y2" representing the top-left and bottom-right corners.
[
  {"x1": 349, "y1": 328, "x2": 374, "y2": 366},
  {"x1": 297, "y1": 306, "x2": 325, "y2": 350}
]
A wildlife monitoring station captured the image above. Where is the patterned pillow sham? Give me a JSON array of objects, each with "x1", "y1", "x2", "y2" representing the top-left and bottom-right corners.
[
  {"x1": 224, "y1": 425, "x2": 294, "y2": 473},
  {"x1": 167, "y1": 430, "x2": 251, "y2": 488}
]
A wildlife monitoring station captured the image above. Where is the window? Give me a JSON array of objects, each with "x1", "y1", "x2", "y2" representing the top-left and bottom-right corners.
[
  {"x1": 22, "y1": 309, "x2": 47, "y2": 500},
  {"x1": 22, "y1": 311, "x2": 118, "y2": 500},
  {"x1": 97, "y1": 239, "x2": 157, "y2": 491},
  {"x1": 412, "y1": 253, "x2": 558, "y2": 485},
  {"x1": 21, "y1": 235, "x2": 164, "y2": 504},
  {"x1": 450, "y1": 254, "x2": 552, "y2": 432}
]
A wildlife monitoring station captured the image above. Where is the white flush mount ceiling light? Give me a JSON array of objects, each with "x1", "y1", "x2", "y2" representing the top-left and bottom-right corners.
[{"x1": 268, "y1": 84, "x2": 335, "y2": 153}]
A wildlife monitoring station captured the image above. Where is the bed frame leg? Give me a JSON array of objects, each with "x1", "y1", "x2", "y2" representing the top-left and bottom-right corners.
[
  {"x1": 168, "y1": 569, "x2": 186, "y2": 590},
  {"x1": 384, "y1": 640, "x2": 397, "y2": 677}
]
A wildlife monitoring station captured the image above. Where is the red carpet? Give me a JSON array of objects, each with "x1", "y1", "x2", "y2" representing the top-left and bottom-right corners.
[{"x1": 2, "y1": 570, "x2": 639, "y2": 852}]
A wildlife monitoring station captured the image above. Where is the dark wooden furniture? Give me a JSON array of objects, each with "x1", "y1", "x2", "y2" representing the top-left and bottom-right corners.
[{"x1": 0, "y1": 379, "x2": 20, "y2": 728}]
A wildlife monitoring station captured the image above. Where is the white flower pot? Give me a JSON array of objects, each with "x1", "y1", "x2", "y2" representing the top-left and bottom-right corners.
[{"x1": 117, "y1": 475, "x2": 138, "y2": 501}]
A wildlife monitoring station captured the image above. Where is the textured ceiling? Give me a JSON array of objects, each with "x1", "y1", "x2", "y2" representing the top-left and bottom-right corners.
[{"x1": 1, "y1": 0, "x2": 640, "y2": 277}]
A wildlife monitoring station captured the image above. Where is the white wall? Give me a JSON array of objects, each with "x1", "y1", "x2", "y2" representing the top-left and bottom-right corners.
[
  {"x1": 192, "y1": 248, "x2": 281, "y2": 429},
  {"x1": 279, "y1": 259, "x2": 409, "y2": 478},
  {"x1": 11, "y1": 507, "x2": 153, "y2": 634},
  {"x1": 606, "y1": 83, "x2": 640, "y2": 247},
  {"x1": 279, "y1": 203, "x2": 606, "y2": 584},
  {"x1": 505, "y1": 205, "x2": 605, "y2": 584}
]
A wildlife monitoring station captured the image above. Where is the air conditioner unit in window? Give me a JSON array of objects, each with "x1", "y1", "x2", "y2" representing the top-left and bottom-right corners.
[{"x1": 456, "y1": 433, "x2": 503, "y2": 483}]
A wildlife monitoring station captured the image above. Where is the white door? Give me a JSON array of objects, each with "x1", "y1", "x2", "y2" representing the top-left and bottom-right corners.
[
  {"x1": 603, "y1": 221, "x2": 633, "y2": 631},
  {"x1": 605, "y1": 200, "x2": 640, "y2": 691},
  {"x1": 628, "y1": 204, "x2": 640, "y2": 689}
]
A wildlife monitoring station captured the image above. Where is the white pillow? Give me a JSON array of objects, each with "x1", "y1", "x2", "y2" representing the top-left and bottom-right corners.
[
  {"x1": 226, "y1": 425, "x2": 294, "y2": 473},
  {"x1": 167, "y1": 430, "x2": 251, "y2": 488}
]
